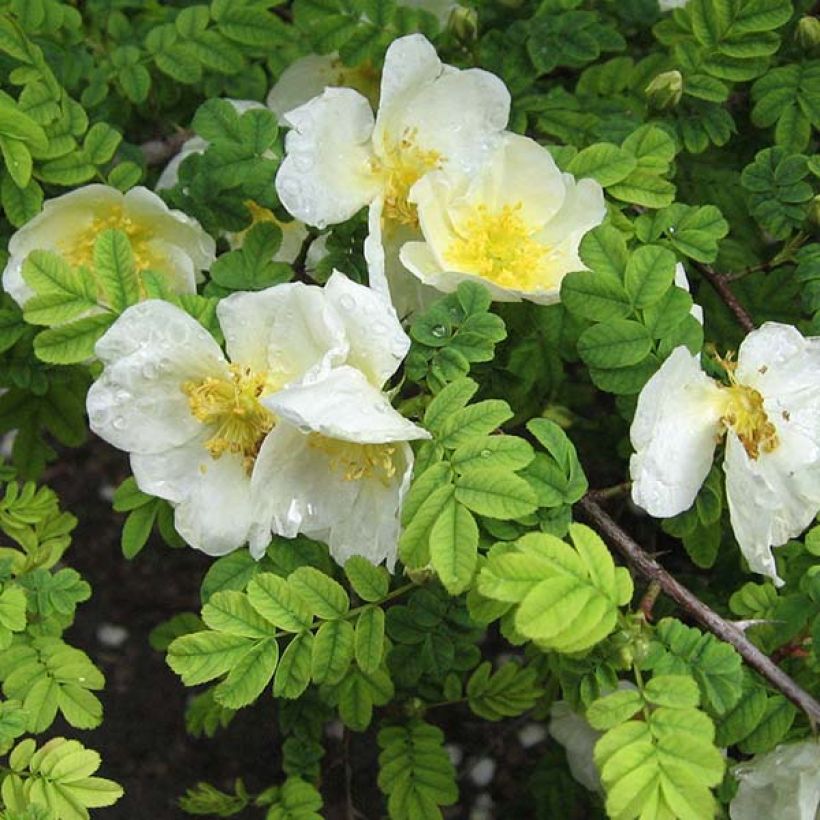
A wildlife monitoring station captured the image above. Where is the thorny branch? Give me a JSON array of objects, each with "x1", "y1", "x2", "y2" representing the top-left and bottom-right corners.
[
  {"x1": 693, "y1": 261, "x2": 756, "y2": 333},
  {"x1": 579, "y1": 496, "x2": 820, "y2": 728}
]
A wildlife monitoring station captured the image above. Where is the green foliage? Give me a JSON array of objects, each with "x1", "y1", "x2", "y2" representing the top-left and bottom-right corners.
[
  {"x1": 406, "y1": 282, "x2": 507, "y2": 392},
  {"x1": 479, "y1": 524, "x2": 633, "y2": 653},
  {"x1": 377, "y1": 720, "x2": 457, "y2": 820},
  {"x1": 590, "y1": 674, "x2": 725, "y2": 820},
  {"x1": 1, "y1": 737, "x2": 122, "y2": 820}
]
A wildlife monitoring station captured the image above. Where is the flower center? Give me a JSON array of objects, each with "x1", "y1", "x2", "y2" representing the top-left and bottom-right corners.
[
  {"x1": 61, "y1": 205, "x2": 164, "y2": 272},
  {"x1": 721, "y1": 383, "x2": 779, "y2": 460},
  {"x1": 377, "y1": 128, "x2": 442, "y2": 227},
  {"x1": 445, "y1": 203, "x2": 545, "y2": 290},
  {"x1": 307, "y1": 434, "x2": 398, "y2": 485},
  {"x1": 182, "y1": 365, "x2": 274, "y2": 471}
]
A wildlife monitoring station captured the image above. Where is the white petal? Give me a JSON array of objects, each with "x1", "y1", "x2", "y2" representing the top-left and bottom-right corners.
[
  {"x1": 264, "y1": 365, "x2": 429, "y2": 444},
  {"x1": 736, "y1": 322, "x2": 820, "y2": 393},
  {"x1": 673, "y1": 262, "x2": 704, "y2": 325},
  {"x1": 253, "y1": 422, "x2": 411, "y2": 568},
  {"x1": 216, "y1": 282, "x2": 348, "y2": 385},
  {"x1": 534, "y1": 174, "x2": 606, "y2": 253},
  {"x1": 630, "y1": 347, "x2": 725, "y2": 517},
  {"x1": 376, "y1": 62, "x2": 509, "y2": 175},
  {"x1": 266, "y1": 53, "x2": 342, "y2": 124},
  {"x1": 324, "y1": 270, "x2": 409, "y2": 386},
  {"x1": 132, "y1": 439, "x2": 258, "y2": 556},
  {"x1": 456, "y1": 134, "x2": 566, "y2": 229},
  {"x1": 87, "y1": 300, "x2": 229, "y2": 454},
  {"x1": 724, "y1": 430, "x2": 820, "y2": 585},
  {"x1": 3, "y1": 185, "x2": 124, "y2": 307},
  {"x1": 123, "y1": 186, "x2": 216, "y2": 272},
  {"x1": 548, "y1": 702, "x2": 602, "y2": 793},
  {"x1": 144, "y1": 240, "x2": 199, "y2": 293},
  {"x1": 274, "y1": 218, "x2": 309, "y2": 264},
  {"x1": 276, "y1": 88, "x2": 380, "y2": 228},
  {"x1": 377, "y1": 34, "x2": 443, "y2": 122}
]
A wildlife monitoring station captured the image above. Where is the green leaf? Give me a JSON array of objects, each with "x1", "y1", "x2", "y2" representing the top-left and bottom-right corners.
[
  {"x1": 736, "y1": 695, "x2": 796, "y2": 754},
  {"x1": 466, "y1": 661, "x2": 544, "y2": 721},
  {"x1": 625, "y1": 244, "x2": 676, "y2": 308},
  {"x1": 167, "y1": 631, "x2": 254, "y2": 685},
  {"x1": 273, "y1": 632, "x2": 314, "y2": 699},
  {"x1": 714, "y1": 679, "x2": 768, "y2": 747},
  {"x1": 0, "y1": 586, "x2": 26, "y2": 632},
  {"x1": 423, "y1": 377, "x2": 478, "y2": 433},
  {"x1": 454, "y1": 469, "x2": 537, "y2": 520},
  {"x1": 287, "y1": 566, "x2": 349, "y2": 620},
  {"x1": 586, "y1": 689, "x2": 644, "y2": 730},
  {"x1": 643, "y1": 674, "x2": 700, "y2": 708},
  {"x1": 120, "y1": 500, "x2": 157, "y2": 559},
  {"x1": 437, "y1": 400, "x2": 513, "y2": 450},
  {"x1": 378, "y1": 720, "x2": 457, "y2": 820},
  {"x1": 0, "y1": 136, "x2": 32, "y2": 188},
  {"x1": 247, "y1": 573, "x2": 313, "y2": 632},
  {"x1": 33, "y1": 314, "x2": 116, "y2": 364},
  {"x1": 560, "y1": 270, "x2": 632, "y2": 322},
  {"x1": 311, "y1": 620, "x2": 354, "y2": 685},
  {"x1": 567, "y1": 142, "x2": 637, "y2": 186},
  {"x1": 200, "y1": 550, "x2": 260, "y2": 602},
  {"x1": 354, "y1": 606, "x2": 385, "y2": 674},
  {"x1": 201, "y1": 590, "x2": 277, "y2": 638},
  {"x1": 213, "y1": 638, "x2": 279, "y2": 708},
  {"x1": 429, "y1": 498, "x2": 478, "y2": 595},
  {"x1": 83, "y1": 123, "x2": 122, "y2": 165},
  {"x1": 650, "y1": 618, "x2": 744, "y2": 715},
  {"x1": 94, "y1": 229, "x2": 140, "y2": 311},
  {"x1": 343, "y1": 557, "x2": 389, "y2": 603},
  {"x1": 577, "y1": 319, "x2": 652, "y2": 368},
  {"x1": 578, "y1": 224, "x2": 628, "y2": 279},
  {"x1": 451, "y1": 436, "x2": 534, "y2": 473},
  {"x1": 1, "y1": 173, "x2": 42, "y2": 227}
]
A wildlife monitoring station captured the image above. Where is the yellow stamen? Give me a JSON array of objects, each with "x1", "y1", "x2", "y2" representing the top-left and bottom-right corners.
[
  {"x1": 308, "y1": 434, "x2": 398, "y2": 485},
  {"x1": 182, "y1": 365, "x2": 274, "y2": 472},
  {"x1": 445, "y1": 202, "x2": 545, "y2": 290},
  {"x1": 375, "y1": 128, "x2": 442, "y2": 227},
  {"x1": 716, "y1": 356, "x2": 779, "y2": 459},
  {"x1": 61, "y1": 205, "x2": 164, "y2": 272}
]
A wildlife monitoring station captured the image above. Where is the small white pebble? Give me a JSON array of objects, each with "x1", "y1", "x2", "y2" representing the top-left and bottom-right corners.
[
  {"x1": 96, "y1": 623, "x2": 129, "y2": 648},
  {"x1": 98, "y1": 483, "x2": 116, "y2": 502},
  {"x1": 445, "y1": 743, "x2": 463, "y2": 767},
  {"x1": 469, "y1": 792, "x2": 494, "y2": 820},
  {"x1": 517, "y1": 722, "x2": 547, "y2": 749},
  {"x1": 324, "y1": 719, "x2": 345, "y2": 740},
  {"x1": 468, "y1": 757, "x2": 496, "y2": 788}
]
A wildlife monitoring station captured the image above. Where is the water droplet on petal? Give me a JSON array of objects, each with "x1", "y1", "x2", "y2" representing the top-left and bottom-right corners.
[
  {"x1": 339, "y1": 294, "x2": 356, "y2": 311},
  {"x1": 113, "y1": 416, "x2": 126, "y2": 430}
]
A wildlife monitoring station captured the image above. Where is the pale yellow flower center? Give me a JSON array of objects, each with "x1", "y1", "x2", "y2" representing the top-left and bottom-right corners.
[
  {"x1": 445, "y1": 202, "x2": 545, "y2": 290},
  {"x1": 720, "y1": 382, "x2": 779, "y2": 460},
  {"x1": 182, "y1": 365, "x2": 274, "y2": 471},
  {"x1": 61, "y1": 205, "x2": 164, "y2": 271},
  {"x1": 376, "y1": 128, "x2": 442, "y2": 227},
  {"x1": 308, "y1": 434, "x2": 398, "y2": 485}
]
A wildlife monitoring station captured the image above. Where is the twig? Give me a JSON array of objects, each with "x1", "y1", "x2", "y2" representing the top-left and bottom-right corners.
[
  {"x1": 586, "y1": 482, "x2": 632, "y2": 502},
  {"x1": 140, "y1": 130, "x2": 192, "y2": 167},
  {"x1": 693, "y1": 262, "x2": 756, "y2": 333},
  {"x1": 579, "y1": 496, "x2": 820, "y2": 727}
]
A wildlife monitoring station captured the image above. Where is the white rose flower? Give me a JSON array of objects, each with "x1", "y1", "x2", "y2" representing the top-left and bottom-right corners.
[
  {"x1": 86, "y1": 273, "x2": 426, "y2": 564},
  {"x1": 400, "y1": 133, "x2": 606, "y2": 304},
  {"x1": 253, "y1": 274, "x2": 430, "y2": 567},
  {"x1": 730, "y1": 739, "x2": 820, "y2": 820},
  {"x1": 155, "y1": 101, "x2": 308, "y2": 266},
  {"x1": 548, "y1": 701, "x2": 603, "y2": 793},
  {"x1": 673, "y1": 262, "x2": 704, "y2": 324},
  {"x1": 275, "y1": 33, "x2": 510, "y2": 315},
  {"x1": 2, "y1": 184, "x2": 215, "y2": 308},
  {"x1": 630, "y1": 322, "x2": 820, "y2": 584}
]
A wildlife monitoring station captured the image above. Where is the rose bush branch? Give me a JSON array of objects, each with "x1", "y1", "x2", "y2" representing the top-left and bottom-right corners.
[{"x1": 579, "y1": 496, "x2": 820, "y2": 727}]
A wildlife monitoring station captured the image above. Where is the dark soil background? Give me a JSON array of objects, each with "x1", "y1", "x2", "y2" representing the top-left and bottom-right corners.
[{"x1": 45, "y1": 439, "x2": 592, "y2": 820}]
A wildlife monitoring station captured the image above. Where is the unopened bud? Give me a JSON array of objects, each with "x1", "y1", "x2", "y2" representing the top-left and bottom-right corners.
[
  {"x1": 450, "y1": 6, "x2": 478, "y2": 42},
  {"x1": 796, "y1": 16, "x2": 820, "y2": 53},
  {"x1": 645, "y1": 70, "x2": 683, "y2": 110}
]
